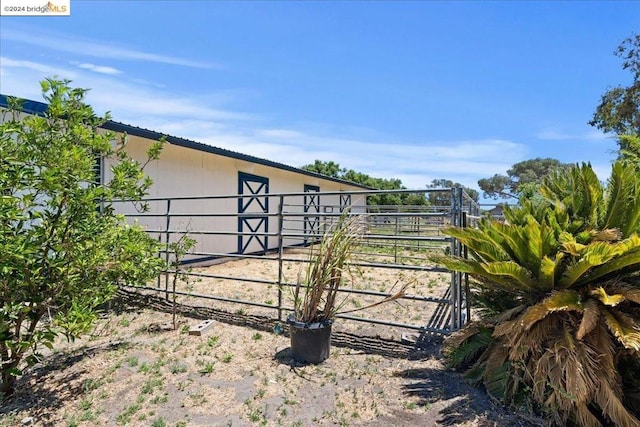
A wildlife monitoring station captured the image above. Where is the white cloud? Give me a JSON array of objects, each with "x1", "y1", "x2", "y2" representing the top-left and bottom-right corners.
[
  {"x1": 0, "y1": 54, "x2": 525, "y2": 192},
  {"x1": 1, "y1": 56, "x2": 249, "y2": 123},
  {"x1": 1, "y1": 57, "x2": 76, "y2": 78},
  {"x1": 2, "y1": 28, "x2": 220, "y2": 69},
  {"x1": 537, "y1": 128, "x2": 611, "y2": 142},
  {"x1": 76, "y1": 63, "x2": 122, "y2": 75},
  {"x1": 256, "y1": 129, "x2": 304, "y2": 139}
]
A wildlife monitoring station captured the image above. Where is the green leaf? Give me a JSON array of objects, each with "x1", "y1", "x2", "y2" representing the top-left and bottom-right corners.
[
  {"x1": 537, "y1": 253, "x2": 564, "y2": 288},
  {"x1": 482, "y1": 261, "x2": 538, "y2": 290},
  {"x1": 7, "y1": 367, "x2": 22, "y2": 377},
  {"x1": 604, "y1": 162, "x2": 640, "y2": 237},
  {"x1": 559, "y1": 240, "x2": 627, "y2": 287},
  {"x1": 583, "y1": 235, "x2": 640, "y2": 283}
]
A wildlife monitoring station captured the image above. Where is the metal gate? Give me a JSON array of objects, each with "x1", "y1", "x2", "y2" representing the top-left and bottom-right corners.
[{"x1": 122, "y1": 188, "x2": 479, "y2": 335}]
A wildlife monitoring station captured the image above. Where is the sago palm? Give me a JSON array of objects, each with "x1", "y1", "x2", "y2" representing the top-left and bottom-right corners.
[{"x1": 439, "y1": 162, "x2": 640, "y2": 426}]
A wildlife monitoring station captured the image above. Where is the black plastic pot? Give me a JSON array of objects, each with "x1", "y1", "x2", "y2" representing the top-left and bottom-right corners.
[{"x1": 287, "y1": 314, "x2": 333, "y2": 364}]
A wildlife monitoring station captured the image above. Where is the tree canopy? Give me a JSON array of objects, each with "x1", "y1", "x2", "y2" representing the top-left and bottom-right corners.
[
  {"x1": 590, "y1": 34, "x2": 640, "y2": 170},
  {"x1": 426, "y1": 179, "x2": 479, "y2": 205},
  {"x1": 618, "y1": 134, "x2": 640, "y2": 168},
  {"x1": 478, "y1": 157, "x2": 572, "y2": 200},
  {"x1": 301, "y1": 160, "x2": 427, "y2": 206},
  {"x1": 590, "y1": 33, "x2": 640, "y2": 136},
  {"x1": 301, "y1": 160, "x2": 344, "y2": 178}
]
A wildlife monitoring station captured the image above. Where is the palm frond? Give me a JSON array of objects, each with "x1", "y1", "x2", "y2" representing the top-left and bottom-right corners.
[
  {"x1": 574, "y1": 403, "x2": 606, "y2": 427},
  {"x1": 604, "y1": 161, "x2": 640, "y2": 238},
  {"x1": 603, "y1": 309, "x2": 640, "y2": 351},
  {"x1": 532, "y1": 322, "x2": 610, "y2": 425},
  {"x1": 520, "y1": 290, "x2": 582, "y2": 331},
  {"x1": 482, "y1": 261, "x2": 538, "y2": 290},
  {"x1": 435, "y1": 256, "x2": 540, "y2": 293},
  {"x1": 442, "y1": 323, "x2": 493, "y2": 369},
  {"x1": 560, "y1": 231, "x2": 587, "y2": 256},
  {"x1": 593, "y1": 377, "x2": 640, "y2": 427},
  {"x1": 541, "y1": 163, "x2": 604, "y2": 230},
  {"x1": 482, "y1": 343, "x2": 510, "y2": 400},
  {"x1": 470, "y1": 286, "x2": 525, "y2": 317},
  {"x1": 537, "y1": 253, "x2": 564, "y2": 289},
  {"x1": 594, "y1": 228, "x2": 623, "y2": 242},
  {"x1": 494, "y1": 305, "x2": 528, "y2": 322},
  {"x1": 591, "y1": 287, "x2": 626, "y2": 306},
  {"x1": 508, "y1": 314, "x2": 551, "y2": 361},
  {"x1": 492, "y1": 318, "x2": 519, "y2": 338},
  {"x1": 481, "y1": 220, "x2": 534, "y2": 269},
  {"x1": 442, "y1": 226, "x2": 511, "y2": 262},
  {"x1": 584, "y1": 235, "x2": 640, "y2": 283},
  {"x1": 559, "y1": 240, "x2": 629, "y2": 287},
  {"x1": 604, "y1": 282, "x2": 640, "y2": 305},
  {"x1": 577, "y1": 298, "x2": 601, "y2": 340},
  {"x1": 575, "y1": 163, "x2": 605, "y2": 227}
]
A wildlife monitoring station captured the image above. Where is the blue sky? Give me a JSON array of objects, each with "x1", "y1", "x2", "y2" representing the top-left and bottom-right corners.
[{"x1": 1, "y1": 1, "x2": 639, "y2": 199}]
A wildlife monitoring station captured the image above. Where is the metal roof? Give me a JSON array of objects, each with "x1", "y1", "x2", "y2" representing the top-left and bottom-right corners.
[{"x1": 0, "y1": 94, "x2": 373, "y2": 190}]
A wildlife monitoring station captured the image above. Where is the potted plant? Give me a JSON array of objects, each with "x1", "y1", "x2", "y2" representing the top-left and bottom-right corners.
[{"x1": 287, "y1": 212, "x2": 407, "y2": 364}]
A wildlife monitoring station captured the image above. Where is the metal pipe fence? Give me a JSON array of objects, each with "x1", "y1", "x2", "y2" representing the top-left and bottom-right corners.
[{"x1": 119, "y1": 188, "x2": 479, "y2": 336}]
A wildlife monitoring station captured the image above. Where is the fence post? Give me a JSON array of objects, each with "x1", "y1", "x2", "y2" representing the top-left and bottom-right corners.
[
  {"x1": 277, "y1": 195, "x2": 285, "y2": 321},
  {"x1": 449, "y1": 187, "x2": 464, "y2": 331},
  {"x1": 394, "y1": 213, "x2": 399, "y2": 263},
  {"x1": 463, "y1": 211, "x2": 470, "y2": 325},
  {"x1": 164, "y1": 199, "x2": 172, "y2": 301}
]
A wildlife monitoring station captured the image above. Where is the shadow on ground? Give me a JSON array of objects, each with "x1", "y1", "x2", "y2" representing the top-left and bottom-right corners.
[
  {"x1": 0, "y1": 341, "x2": 129, "y2": 421},
  {"x1": 394, "y1": 367, "x2": 543, "y2": 426}
]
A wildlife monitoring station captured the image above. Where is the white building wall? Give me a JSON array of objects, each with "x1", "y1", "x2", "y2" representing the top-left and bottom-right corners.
[{"x1": 104, "y1": 133, "x2": 367, "y2": 260}]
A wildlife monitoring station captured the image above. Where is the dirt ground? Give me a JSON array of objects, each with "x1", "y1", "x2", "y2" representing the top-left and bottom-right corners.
[
  {"x1": 1, "y1": 253, "x2": 543, "y2": 427},
  {"x1": 168, "y1": 246, "x2": 457, "y2": 339}
]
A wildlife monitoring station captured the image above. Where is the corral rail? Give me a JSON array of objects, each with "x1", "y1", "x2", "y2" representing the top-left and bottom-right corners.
[{"x1": 116, "y1": 188, "x2": 479, "y2": 339}]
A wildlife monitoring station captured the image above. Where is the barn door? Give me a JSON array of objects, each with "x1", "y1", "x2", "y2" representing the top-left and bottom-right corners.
[
  {"x1": 304, "y1": 185, "x2": 320, "y2": 243},
  {"x1": 339, "y1": 193, "x2": 351, "y2": 212},
  {"x1": 238, "y1": 172, "x2": 269, "y2": 254}
]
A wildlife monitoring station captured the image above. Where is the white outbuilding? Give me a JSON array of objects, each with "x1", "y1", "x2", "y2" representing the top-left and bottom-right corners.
[{"x1": 1, "y1": 95, "x2": 370, "y2": 262}]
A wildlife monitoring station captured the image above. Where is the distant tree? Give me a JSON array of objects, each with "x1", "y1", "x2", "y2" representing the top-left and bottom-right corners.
[
  {"x1": 401, "y1": 192, "x2": 429, "y2": 206},
  {"x1": 590, "y1": 34, "x2": 640, "y2": 170},
  {"x1": 478, "y1": 158, "x2": 572, "y2": 200},
  {"x1": 427, "y1": 179, "x2": 479, "y2": 206},
  {"x1": 0, "y1": 79, "x2": 164, "y2": 396},
  {"x1": 300, "y1": 160, "x2": 428, "y2": 206},
  {"x1": 589, "y1": 33, "x2": 640, "y2": 136},
  {"x1": 618, "y1": 134, "x2": 640, "y2": 168},
  {"x1": 301, "y1": 160, "x2": 345, "y2": 178},
  {"x1": 341, "y1": 169, "x2": 406, "y2": 205}
]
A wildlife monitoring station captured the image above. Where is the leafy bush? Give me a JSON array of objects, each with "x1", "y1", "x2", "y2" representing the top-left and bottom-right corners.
[
  {"x1": 438, "y1": 162, "x2": 640, "y2": 426},
  {"x1": 0, "y1": 79, "x2": 164, "y2": 396}
]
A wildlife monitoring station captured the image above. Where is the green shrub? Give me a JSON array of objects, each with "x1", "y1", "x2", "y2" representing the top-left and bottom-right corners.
[{"x1": 0, "y1": 78, "x2": 163, "y2": 396}]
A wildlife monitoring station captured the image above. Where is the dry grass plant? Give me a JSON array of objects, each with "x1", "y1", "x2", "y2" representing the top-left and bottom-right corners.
[{"x1": 292, "y1": 212, "x2": 408, "y2": 324}]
